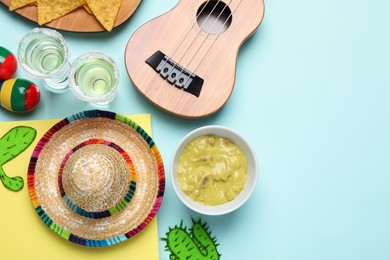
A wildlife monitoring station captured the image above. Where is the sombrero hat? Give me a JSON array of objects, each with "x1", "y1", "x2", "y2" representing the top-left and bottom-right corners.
[{"x1": 28, "y1": 110, "x2": 165, "y2": 247}]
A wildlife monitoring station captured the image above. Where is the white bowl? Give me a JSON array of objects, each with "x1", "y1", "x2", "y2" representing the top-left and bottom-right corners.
[{"x1": 170, "y1": 125, "x2": 259, "y2": 215}]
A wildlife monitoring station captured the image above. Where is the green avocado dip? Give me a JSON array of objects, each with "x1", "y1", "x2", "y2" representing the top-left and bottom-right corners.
[{"x1": 178, "y1": 135, "x2": 248, "y2": 206}]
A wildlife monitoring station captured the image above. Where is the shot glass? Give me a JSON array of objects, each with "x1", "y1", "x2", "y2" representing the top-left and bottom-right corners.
[
  {"x1": 18, "y1": 28, "x2": 71, "y2": 93},
  {"x1": 69, "y1": 51, "x2": 119, "y2": 106}
]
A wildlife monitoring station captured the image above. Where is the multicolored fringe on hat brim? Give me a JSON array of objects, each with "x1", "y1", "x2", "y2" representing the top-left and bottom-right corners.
[{"x1": 27, "y1": 110, "x2": 165, "y2": 247}]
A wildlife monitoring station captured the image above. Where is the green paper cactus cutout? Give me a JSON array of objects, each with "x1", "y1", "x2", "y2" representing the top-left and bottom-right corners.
[
  {"x1": 162, "y1": 219, "x2": 221, "y2": 260},
  {"x1": 0, "y1": 126, "x2": 37, "y2": 191}
]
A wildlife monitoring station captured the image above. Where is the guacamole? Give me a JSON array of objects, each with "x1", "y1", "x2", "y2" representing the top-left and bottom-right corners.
[{"x1": 178, "y1": 135, "x2": 248, "y2": 206}]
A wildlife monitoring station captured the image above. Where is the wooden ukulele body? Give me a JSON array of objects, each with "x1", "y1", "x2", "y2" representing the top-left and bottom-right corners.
[{"x1": 125, "y1": 0, "x2": 264, "y2": 118}]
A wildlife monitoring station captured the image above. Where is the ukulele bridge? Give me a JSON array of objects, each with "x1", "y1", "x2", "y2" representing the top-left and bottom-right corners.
[{"x1": 146, "y1": 50, "x2": 203, "y2": 97}]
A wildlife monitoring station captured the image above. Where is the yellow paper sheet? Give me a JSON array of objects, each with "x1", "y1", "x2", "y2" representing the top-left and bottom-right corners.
[{"x1": 0, "y1": 114, "x2": 159, "y2": 259}]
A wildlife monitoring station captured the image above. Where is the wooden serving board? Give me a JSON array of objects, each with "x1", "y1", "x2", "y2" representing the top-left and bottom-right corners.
[{"x1": 0, "y1": 0, "x2": 141, "y2": 32}]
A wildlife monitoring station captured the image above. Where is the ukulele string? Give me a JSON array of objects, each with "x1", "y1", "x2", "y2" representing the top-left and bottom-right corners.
[
  {"x1": 171, "y1": 0, "x2": 224, "y2": 66},
  {"x1": 182, "y1": 0, "x2": 243, "y2": 89},
  {"x1": 157, "y1": 0, "x2": 215, "y2": 75},
  {"x1": 172, "y1": 0, "x2": 237, "y2": 90},
  {"x1": 174, "y1": 0, "x2": 234, "y2": 85}
]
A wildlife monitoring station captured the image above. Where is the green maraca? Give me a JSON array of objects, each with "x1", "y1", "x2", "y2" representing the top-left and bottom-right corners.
[{"x1": 0, "y1": 78, "x2": 41, "y2": 113}]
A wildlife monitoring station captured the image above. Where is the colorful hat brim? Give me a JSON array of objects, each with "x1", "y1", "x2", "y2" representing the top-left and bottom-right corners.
[{"x1": 28, "y1": 110, "x2": 165, "y2": 247}]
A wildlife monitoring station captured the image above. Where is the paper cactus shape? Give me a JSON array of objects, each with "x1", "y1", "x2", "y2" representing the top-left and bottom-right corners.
[
  {"x1": 162, "y1": 219, "x2": 221, "y2": 260},
  {"x1": 0, "y1": 126, "x2": 37, "y2": 191}
]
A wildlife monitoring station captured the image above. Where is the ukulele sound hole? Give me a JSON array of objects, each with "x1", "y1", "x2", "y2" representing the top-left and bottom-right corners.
[{"x1": 196, "y1": 1, "x2": 232, "y2": 34}]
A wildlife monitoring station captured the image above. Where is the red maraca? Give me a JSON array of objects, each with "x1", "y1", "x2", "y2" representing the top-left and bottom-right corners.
[
  {"x1": 0, "y1": 46, "x2": 40, "y2": 112},
  {"x1": 0, "y1": 46, "x2": 17, "y2": 80},
  {"x1": 0, "y1": 78, "x2": 40, "y2": 112}
]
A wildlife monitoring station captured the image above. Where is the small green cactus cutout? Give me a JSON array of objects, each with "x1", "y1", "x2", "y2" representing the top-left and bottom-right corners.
[
  {"x1": 162, "y1": 219, "x2": 221, "y2": 260},
  {"x1": 0, "y1": 126, "x2": 37, "y2": 191}
]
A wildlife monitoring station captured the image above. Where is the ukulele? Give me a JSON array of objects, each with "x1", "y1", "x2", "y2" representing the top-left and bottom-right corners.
[{"x1": 125, "y1": 0, "x2": 265, "y2": 118}]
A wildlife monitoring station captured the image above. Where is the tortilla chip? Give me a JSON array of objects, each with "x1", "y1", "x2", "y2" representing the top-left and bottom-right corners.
[
  {"x1": 9, "y1": 0, "x2": 36, "y2": 11},
  {"x1": 86, "y1": 0, "x2": 121, "y2": 31},
  {"x1": 37, "y1": 0, "x2": 85, "y2": 25},
  {"x1": 83, "y1": 3, "x2": 93, "y2": 15}
]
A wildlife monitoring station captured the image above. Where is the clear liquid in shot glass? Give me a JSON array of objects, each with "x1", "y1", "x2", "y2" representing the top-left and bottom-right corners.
[
  {"x1": 74, "y1": 58, "x2": 115, "y2": 97},
  {"x1": 69, "y1": 52, "x2": 119, "y2": 106},
  {"x1": 24, "y1": 35, "x2": 66, "y2": 75},
  {"x1": 18, "y1": 28, "x2": 71, "y2": 92}
]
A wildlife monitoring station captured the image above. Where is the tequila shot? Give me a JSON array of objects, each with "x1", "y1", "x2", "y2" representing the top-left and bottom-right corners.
[
  {"x1": 69, "y1": 52, "x2": 119, "y2": 106},
  {"x1": 18, "y1": 28, "x2": 70, "y2": 93}
]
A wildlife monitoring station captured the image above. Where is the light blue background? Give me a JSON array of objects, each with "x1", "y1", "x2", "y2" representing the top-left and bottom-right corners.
[{"x1": 1, "y1": 0, "x2": 390, "y2": 259}]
